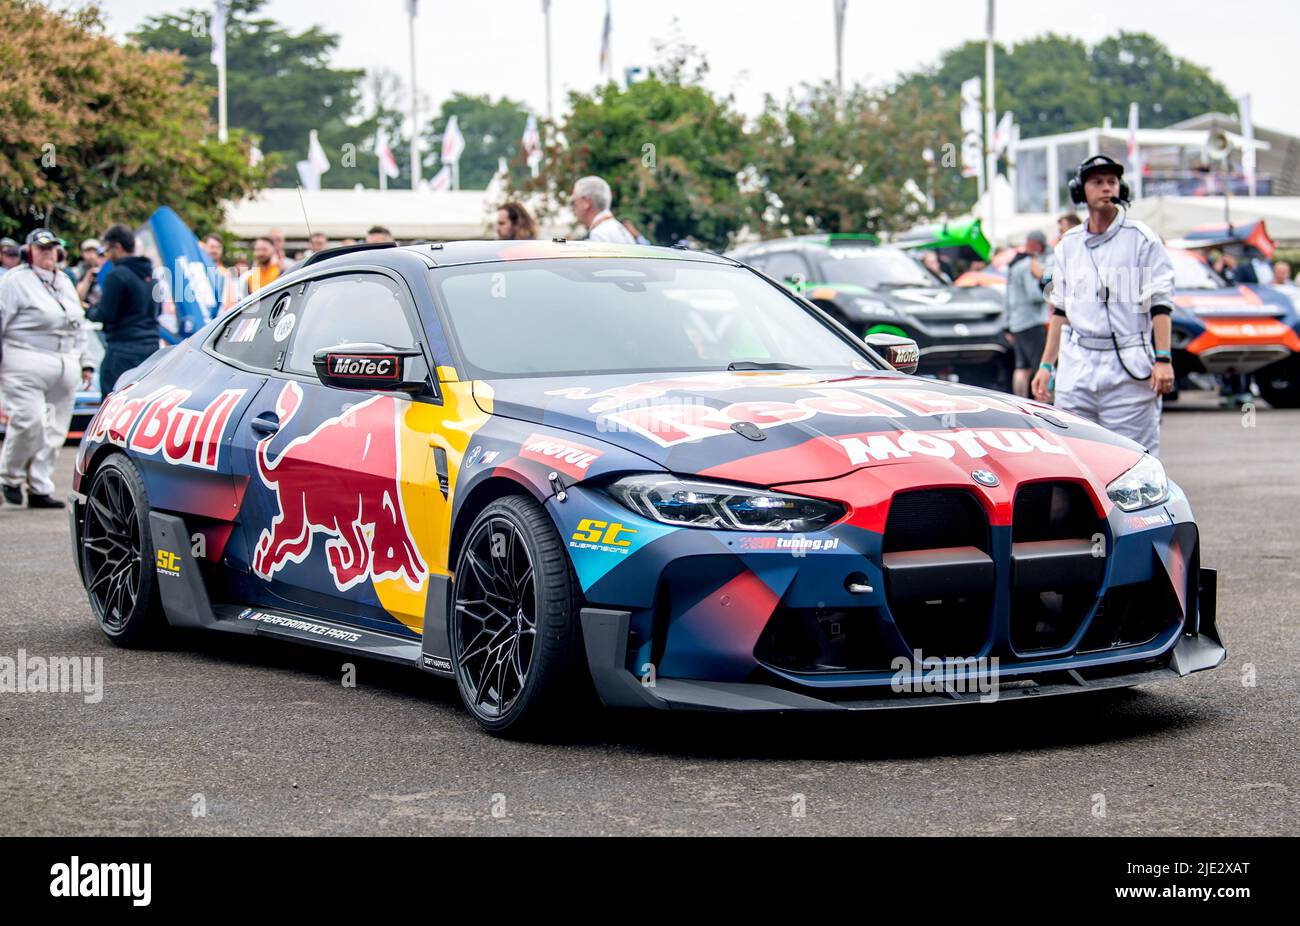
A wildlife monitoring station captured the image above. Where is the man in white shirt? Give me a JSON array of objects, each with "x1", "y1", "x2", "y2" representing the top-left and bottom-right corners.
[
  {"x1": 1032, "y1": 155, "x2": 1176, "y2": 456},
  {"x1": 570, "y1": 176, "x2": 636, "y2": 245}
]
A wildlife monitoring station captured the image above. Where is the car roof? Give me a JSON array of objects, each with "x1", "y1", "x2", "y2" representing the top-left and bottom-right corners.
[
  {"x1": 728, "y1": 234, "x2": 884, "y2": 259},
  {"x1": 299, "y1": 239, "x2": 737, "y2": 272}
]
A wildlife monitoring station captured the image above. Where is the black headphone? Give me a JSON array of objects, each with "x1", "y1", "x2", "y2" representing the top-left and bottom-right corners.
[{"x1": 1068, "y1": 154, "x2": 1131, "y2": 206}]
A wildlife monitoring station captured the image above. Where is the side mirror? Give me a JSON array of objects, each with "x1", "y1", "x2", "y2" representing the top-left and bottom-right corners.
[
  {"x1": 864, "y1": 333, "x2": 920, "y2": 374},
  {"x1": 312, "y1": 343, "x2": 425, "y2": 393}
]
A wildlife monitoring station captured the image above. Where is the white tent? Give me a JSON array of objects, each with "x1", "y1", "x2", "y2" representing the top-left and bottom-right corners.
[
  {"x1": 223, "y1": 188, "x2": 572, "y2": 244},
  {"x1": 1126, "y1": 196, "x2": 1300, "y2": 244}
]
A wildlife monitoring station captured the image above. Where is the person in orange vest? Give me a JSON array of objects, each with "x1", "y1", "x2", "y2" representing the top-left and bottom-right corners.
[{"x1": 239, "y1": 236, "x2": 281, "y2": 298}]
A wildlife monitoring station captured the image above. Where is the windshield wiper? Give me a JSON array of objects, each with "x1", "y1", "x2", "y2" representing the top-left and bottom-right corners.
[{"x1": 726, "y1": 361, "x2": 809, "y2": 371}]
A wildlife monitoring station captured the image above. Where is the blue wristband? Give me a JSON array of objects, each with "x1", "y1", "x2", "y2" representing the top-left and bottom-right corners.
[{"x1": 1154, "y1": 349, "x2": 1172, "y2": 359}]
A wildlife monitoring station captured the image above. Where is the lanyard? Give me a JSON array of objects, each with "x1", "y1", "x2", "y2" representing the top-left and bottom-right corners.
[{"x1": 28, "y1": 267, "x2": 72, "y2": 328}]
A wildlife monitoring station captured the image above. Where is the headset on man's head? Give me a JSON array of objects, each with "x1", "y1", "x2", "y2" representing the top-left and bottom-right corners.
[
  {"x1": 18, "y1": 228, "x2": 67, "y2": 265},
  {"x1": 1068, "y1": 154, "x2": 1131, "y2": 206}
]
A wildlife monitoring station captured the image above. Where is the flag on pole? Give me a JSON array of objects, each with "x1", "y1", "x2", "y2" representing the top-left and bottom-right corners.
[
  {"x1": 296, "y1": 130, "x2": 331, "y2": 190},
  {"x1": 522, "y1": 113, "x2": 542, "y2": 177},
  {"x1": 377, "y1": 134, "x2": 400, "y2": 179},
  {"x1": 430, "y1": 164, "x2": 452, "y2": 192},
  {"x1": 441, "y1": 115, "x2": 465, "y2": 166},
  {"x1": 1127, "y1": 102, "x2": 1142, "y2": 200},
  {"x1": 599, "y1": 0, "x2": 612, "y2": 78},
  {"x1": 210, "y1": 0, "x2": 226, "y2": 66},
  {"x1": 1238, "y1": 94, "x2": 1256, "y2": 197},
  {"x1": 308, "y1": 129, "x2": 331, "y2": 176},
  {"x1": 1126, "y1": 102, "x2": 1139, "y2": 163},
  {"x1": 992, "y1": 110, "x2": 1014, "y2": 156},
  {"x1": 959, "y1": 77, "x2": 982, "y2": 180}
]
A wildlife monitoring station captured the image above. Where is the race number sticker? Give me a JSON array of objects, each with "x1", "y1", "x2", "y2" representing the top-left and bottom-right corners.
[{"x1": 273, "y1": 313, "x2": 296, "y2": 342}]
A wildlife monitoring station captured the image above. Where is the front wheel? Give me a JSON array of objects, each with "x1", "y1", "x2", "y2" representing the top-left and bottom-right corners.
[
  {"x1": 80, "y1": 454, "x2": 165, "y2": 646},
  {"x1": 1257, "y1": 355, "x2": 1300, "y2": 408},
  {"x1": 450, "y1": 495, "x2": 587, "y2": 736}
]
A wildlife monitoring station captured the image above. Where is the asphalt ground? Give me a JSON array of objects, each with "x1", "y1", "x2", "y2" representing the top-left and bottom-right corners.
[{"x1": 0, "y1": 392, "x2": 1296, "y2": 836}]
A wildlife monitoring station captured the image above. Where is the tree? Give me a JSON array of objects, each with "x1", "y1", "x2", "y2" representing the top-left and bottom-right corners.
[
  {"x1": 1090, "y1": 33, "x2": 1235, "y2": 128},
  {"x1": 0, "y1": 0, "x2": 268, "y2": 241},
  {"x1": 130, "y1": 0, "x2": 364, "y2": 186},
  {"x1": 424, "y1": 93, "x2": 531, "y2": 191},
  {"x1": 748, "y1": 83, "x2": 969, "y2": 238},
  {"x1": 895, "y1": 32, "x2": 1234, "y2": 138},
  {"x1": 524, "y1": 46, "x2": 749, "y2": 250}
]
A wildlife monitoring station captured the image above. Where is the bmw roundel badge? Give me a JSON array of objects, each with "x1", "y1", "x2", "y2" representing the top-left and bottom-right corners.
[{"x1": 971, "y1": 469, "x2": 1000, "y2": 487}]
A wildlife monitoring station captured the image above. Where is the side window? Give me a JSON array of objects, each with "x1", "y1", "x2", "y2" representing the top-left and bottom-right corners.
[
  {"x1": 212, "y1": 290, "x2": 290, "y2": 371},
  {"x1": 284, "y1": 273, "x2": 423, "y2": 376},
  {"x1": 762, "y1": 251, "x2": 811, "y2": 286}
]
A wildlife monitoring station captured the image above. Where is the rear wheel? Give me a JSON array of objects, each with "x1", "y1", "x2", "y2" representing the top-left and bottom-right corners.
[
  {"x1": 450, "y1": 495, "x2": 587, "y2": 736},
  {"x1": 81, "y1": 454, "x2": 164, "y2": 646}
]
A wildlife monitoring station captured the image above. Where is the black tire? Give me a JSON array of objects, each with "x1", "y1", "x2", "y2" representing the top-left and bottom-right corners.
[
  {"x1": 80, "y1": 454, "x2": 165, "y2": 646},
  {"x1": 450, "y1": 495, "x2": 588, "y2": 736},
  {"x1": 1257, "y1": 356, "x2": 1300, "y2": 408}
]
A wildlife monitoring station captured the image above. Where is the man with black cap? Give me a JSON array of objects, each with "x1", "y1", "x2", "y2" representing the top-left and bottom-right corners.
[
  {"x1": 1032, "y1": 155, "x2": 1175, "y2": 456},
  {"x1": 1004, "y1": 229, "x2": 1050, "y2": 397},
  {"x1": 0, "y1": 228, "x2": 95, "y2": 508}
]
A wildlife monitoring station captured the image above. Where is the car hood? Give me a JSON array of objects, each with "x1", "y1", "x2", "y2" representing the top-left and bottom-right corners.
[
  {"x1": 473, "y1": 369, "x2": 1145, "y2": 489},
  {"x1": 1173, "y1": 284, "x2": 1295, "y2": 320},
  {"x1": 877, "y1": 285, "x2": 1002, "y2": 313}
]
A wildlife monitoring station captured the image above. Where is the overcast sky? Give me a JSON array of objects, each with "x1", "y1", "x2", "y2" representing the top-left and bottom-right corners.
[{"x1": 100, "y1": 0, "x2": 1300, "y2": 137}]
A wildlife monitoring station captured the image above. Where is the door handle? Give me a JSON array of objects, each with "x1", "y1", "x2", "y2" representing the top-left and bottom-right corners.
[{"x1": 249, "y1": 416, "x2": 280, "y2": 436}]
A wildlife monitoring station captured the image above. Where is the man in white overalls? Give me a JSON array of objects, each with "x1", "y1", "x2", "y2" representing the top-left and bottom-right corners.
[
  {"x1": 0, "y1": 229, "x2": 95, "y2": 508},
  {"x1": 1032, "y1": 155, "x2": 1176, "y2": 456}
]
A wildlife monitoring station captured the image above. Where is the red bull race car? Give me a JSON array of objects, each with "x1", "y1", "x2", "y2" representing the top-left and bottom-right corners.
[
  {"x1": 1164, "y1": 248, "x2": 1300, "y2": 407},
  {"x1": 70, "y1": 240, "x2": 1224, "y2": 736}
]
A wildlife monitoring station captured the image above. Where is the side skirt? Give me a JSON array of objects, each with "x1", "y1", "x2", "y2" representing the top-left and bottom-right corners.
[{"x1": 148, "y1": 511, "x2": 423, "y2": 667}]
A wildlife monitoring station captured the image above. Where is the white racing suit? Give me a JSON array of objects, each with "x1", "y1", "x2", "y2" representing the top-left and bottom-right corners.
[
  {"x1": 0, "y1": 266, "x2": 92, "y2": 497},
  {"x1": 1048, "y1": 216, "x2": 1175, "y2": 457}
]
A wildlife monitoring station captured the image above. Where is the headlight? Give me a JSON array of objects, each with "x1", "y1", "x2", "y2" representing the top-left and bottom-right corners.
[
  {"x1": 852, "y1": 298, "x2": 896, "y2": 318},
  {"x1": 1106, "y1": 454, "x2": 1169, "y2": 511},
  {"x1": 606, "y1": 475, "x2": 846, "y2": 531}
]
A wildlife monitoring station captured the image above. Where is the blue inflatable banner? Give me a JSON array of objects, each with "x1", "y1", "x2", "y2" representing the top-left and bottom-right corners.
[{"x1": 136, "y1": 206, "x2": 220, "y2": 345}]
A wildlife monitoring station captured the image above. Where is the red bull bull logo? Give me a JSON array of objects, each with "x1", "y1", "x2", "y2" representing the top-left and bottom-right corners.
[{"x1": 252, "y1": 381, "x2": 427, "y2": 592}]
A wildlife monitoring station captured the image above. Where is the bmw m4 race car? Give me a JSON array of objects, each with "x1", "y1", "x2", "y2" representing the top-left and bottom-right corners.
[
  {"x1": 70, "y1": 240, "x2": 1224, "y2": 736},
  {"x1": 727, "y1": 236, "x2": 1013, "y2": 391}
]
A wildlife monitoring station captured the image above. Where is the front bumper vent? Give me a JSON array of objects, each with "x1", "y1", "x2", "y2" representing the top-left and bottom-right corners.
[{"x1": 882, "y1": 490, "x2": 994, "y2": 658}]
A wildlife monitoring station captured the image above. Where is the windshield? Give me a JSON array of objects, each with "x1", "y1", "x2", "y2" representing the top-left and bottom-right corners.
[
  {"x1": 818, "y1": 247, "x2": 940, "y2": 289},
  {"x1": 1170, "y1": 252, "x2": 1226, "y2": 290},
  {"x1": 432, "y1": 259, "x2": 880, "y2": 378}
]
